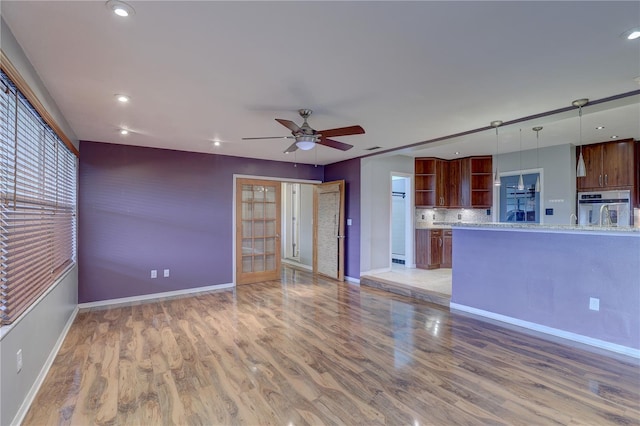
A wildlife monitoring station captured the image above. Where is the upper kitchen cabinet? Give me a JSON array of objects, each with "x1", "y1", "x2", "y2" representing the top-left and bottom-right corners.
[
  {"x1": 577, "y1": 139, "x2": 635, "y2": 191},
  {"x1": 469, "y1": 156, "x2": 493, "y2": 208},
  {"x1": 415, "y1": 158, "x2": 449, "y2": 207},
  {"x1": 415, "y1": 156, "x2": 492, "y2": 208}
]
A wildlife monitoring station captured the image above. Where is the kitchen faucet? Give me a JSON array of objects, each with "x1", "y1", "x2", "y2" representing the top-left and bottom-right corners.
[
  {"x1": 599, "y1": 204, "x2": 612, "y2": 226},
  {"x1": 569, "y1": 213, "x2": 577, "y2": 225}
]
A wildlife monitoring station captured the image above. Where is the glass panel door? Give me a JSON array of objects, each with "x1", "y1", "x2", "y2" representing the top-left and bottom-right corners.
[{"x1": 236, "y1": 179, "x2": 281, "y2": 284}]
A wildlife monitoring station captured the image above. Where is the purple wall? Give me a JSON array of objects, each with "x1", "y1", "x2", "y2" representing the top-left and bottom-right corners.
[
  {"x1": 79, "y1": 141, "x2": 323, "y2": 302},
  {"x1": 451, "y1": 228, "x2": 640, "y2": 350},
  {"x1": 325, "y1": 158, "x2": 361, "y2": 279}
]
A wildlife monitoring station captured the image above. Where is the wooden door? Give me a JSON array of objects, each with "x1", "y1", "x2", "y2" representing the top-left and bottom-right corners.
[
  {"x1": 313, "y1": 180, "x2": 345, "y2": 281},
  {"x1": 435, "y1": 160, "x2": 449, "y2": 207},
  {"x1": 236, "y1": 179, "x2": 281, "y2": 285},
  {"x1": 602, "y1": 139, "x2": 634, "y2": 188}
]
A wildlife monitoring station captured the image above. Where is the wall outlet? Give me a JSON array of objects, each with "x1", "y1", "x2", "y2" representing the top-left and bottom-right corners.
[
  {"x1": 151, "y1": 269, "x2": 157, "y2": 279},
  {"x1": 432, "y1": 214, "x2": 436, "y2": 220},
  {"x1": 17, "y1": 349, "x2": 22, "y2": 373},
  {"x1": 163, "y1": 269, "x2": 170, "y2": 278},
  {"x1": 589, "y1": 297, "x2": 600, "y2": 311},
  {"x1": 457, "y1": 213, "x2": 462, "y2": 220},
  {"x1": 421, "y1": 214, "x2": 425, "y2": 220}
]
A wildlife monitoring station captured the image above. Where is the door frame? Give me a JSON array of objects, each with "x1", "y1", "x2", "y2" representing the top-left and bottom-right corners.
[
  {"x1": 232, "y1": 174, "x2": 321, "y2": 285},
  {"x1": 389, "y1": 172, "x2": 415, "y2": 269}
]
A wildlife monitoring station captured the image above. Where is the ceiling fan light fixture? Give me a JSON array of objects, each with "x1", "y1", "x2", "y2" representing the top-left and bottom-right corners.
[{"x1": 296, "y1": 136, "x2": 316, "y2": 151}]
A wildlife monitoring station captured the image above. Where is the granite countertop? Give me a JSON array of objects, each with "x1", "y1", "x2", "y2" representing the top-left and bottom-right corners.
[{"x1": 450, "y1": 222, "x2": 640, "y2": 234}]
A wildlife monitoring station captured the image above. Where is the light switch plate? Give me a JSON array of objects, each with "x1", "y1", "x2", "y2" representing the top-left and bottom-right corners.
[
  {"x1": 589, "y1": 297, "x2": 600, "y2": 311},
  {"x1": 347, "y1": 218, "x2": 352, "y2": 226},
  {"x1": 164, "y1": 269, "x2": 170, "y2": 278}
]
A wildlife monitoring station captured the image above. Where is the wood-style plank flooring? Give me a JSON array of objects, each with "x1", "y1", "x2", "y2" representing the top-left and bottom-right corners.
[{"x1": 24, "y1": 266, "x2": 640, "y2": 425}]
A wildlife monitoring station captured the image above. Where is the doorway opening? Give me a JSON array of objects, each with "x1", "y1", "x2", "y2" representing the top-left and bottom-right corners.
[
  {"x1": 281, "y1": 182, "x2": 314, "y2": 270},
  {"x1": 390, "y1": 173, "x2": 414, "y2": 269}
]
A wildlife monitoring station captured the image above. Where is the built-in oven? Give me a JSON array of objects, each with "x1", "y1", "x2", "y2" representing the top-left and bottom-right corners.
[{"x1": 578, "y1": 190, "x2": 632, "y2": 227}]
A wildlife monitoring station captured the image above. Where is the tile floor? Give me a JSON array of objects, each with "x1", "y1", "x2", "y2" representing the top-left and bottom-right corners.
[{"x1": 367, "y1": 265, "x2": 452, "y2": 296}]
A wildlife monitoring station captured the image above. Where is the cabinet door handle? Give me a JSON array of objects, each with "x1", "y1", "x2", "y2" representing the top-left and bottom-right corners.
[
  {"x1": 599, "y1": 174, "x2": 602, "y2": 187},
  {"x1": 605, "y1": 174, "x2": 608, "y2": 186},
  {"x1": 439, "y1": 237, "x2": 443, "y2": 247}
]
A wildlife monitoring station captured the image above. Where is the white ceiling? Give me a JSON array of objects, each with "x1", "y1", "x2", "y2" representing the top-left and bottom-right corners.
[{"x1": 2, "y1": 1, "x2": 639, "y2": 165}]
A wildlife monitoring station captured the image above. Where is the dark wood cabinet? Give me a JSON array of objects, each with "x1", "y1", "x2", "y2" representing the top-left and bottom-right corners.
[
  {"x1": 416, "y1": 228, "x2": 451, "y2": 269},
  {"x1": 415, "y1": 156, "x2": 492, "y2": 208},
  {"x1": 577, "y1": 139, "x2": 635, "y2": 191},
  {"x1": 415, "y1": 158, "x2": 448, "y2": 207},
  {"x1": 441, "y1": 229, "x2": 452, "y2": 268},
  {"x1": 636, "y1": 140, "x2": 639, "y2": 208},
  {"x1": 469, "y1": 156, "x2": 493, "y2": 208}
]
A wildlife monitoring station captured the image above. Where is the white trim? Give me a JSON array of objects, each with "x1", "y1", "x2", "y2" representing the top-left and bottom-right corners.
[
  {"x1": 77, "y1": 283, "x2": 234, "y2": 309},
  {"x1": 1, "y1": 264, "x2": 76, "y2": 340},
  {"x1": 10, "y1": 305, "x2": 79, "y2": 426},
  {"x1": 450, "y1": 303, "x2": 640, "y2": 359},
  {"x1": 345, "y1": 276, "x2": 360, "y2": 284}
]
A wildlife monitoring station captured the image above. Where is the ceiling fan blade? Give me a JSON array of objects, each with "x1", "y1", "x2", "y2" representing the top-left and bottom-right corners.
[
  {"x1": 284, "y1": 142, "x2": 299, "y2": 153},
  {"x1": 318, "y1": 125, "x2": 365, "y2": 138},
  {"x1": 275, "y1": 119, "x2": 302, "y2": 133},
  {"x1": 241, "y1": 136, "x2": 294, "y2": 140},
  {"x1": 318, "y1": 138, "x2": 353, "y2": 151}
]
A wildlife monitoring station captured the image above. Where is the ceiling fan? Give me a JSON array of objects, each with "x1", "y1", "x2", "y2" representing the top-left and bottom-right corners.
[{"x1": 242, "y1": 109, "x2": 365, "y2": 153}]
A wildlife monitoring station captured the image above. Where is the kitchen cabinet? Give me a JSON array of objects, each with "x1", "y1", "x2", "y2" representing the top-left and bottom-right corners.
[
  {"x1": 416, "y1": 228, "x2": 451, "y2": 269},
  {"x1": 469, "y1": 156, "x2": 493, "y2": 208},
  {"x1": 636, "y1": 140, "x2": 639, "y2": 208},
  {"x1": 577, "y1": 139, "x2": 635, "y2": 191},
  {"x1": 415, "y1": 156, "x2": 492, "y2": 208},
  {"x1": 415, "y1": 158, "x2": 448, "y2": 207},
  {"x1": 441, "y1": 229, "x2": 453, "y2": 268}
]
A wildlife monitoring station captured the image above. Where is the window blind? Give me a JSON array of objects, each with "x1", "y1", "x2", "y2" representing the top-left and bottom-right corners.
[{"x1": 0, "y1": 70, "x2": 77, "y2": 325}]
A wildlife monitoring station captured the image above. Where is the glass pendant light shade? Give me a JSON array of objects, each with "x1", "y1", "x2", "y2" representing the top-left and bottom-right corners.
[
  {"x1": 535, "y1": 175, "x2": 541, "y2": 192},
  {"x1": 517, "y1": 128, "x2": 524, "y2": 190},
  {"x1": 577, "y1": 148, "x2": 587, "y2": 177},
  {"x1": 491, "y1": 120, "x2": 503, "y2": 186},
  {"x1": 573, "y1": 98, "x2": 589, "y2": 177}
]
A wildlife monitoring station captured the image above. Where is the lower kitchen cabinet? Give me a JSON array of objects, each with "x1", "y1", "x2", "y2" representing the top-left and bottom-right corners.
[
  {"x1": 416, "y1": 228, "x2": 451, "y2": 270},
  {"x1": 441, "y1": 229, "x2": 452, "y2": 268}
]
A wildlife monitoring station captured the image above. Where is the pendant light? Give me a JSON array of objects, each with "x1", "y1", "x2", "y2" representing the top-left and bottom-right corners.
[
  {"x1": 532, "y1": 126, "x2": 543, "y2": 192},
  {"x1": 517, "y1": 128, "x2": 525, "y2": 191},
  {"x1": 573, "y1": 98, "x2": 589, "y2": 177},
  {"x1": 491, "y1": 120, "x2": 503, "y2": 186}
]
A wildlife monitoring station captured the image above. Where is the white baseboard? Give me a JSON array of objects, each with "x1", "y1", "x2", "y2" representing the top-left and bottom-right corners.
[
  {"x1": 11, "y1": 305, "x2": 79, "y2": 426},
  {"x1": 345, "y1": 276, "x2": 360, "y2": 285},
  {"x1": 78, "y1": 283, "x2": 235, "y2": 309},
  {"x1": 450, "y1": 303, "x2": 640, "y2": 359}
]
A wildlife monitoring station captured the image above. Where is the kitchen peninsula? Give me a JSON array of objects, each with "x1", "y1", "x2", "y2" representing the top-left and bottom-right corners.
[{"x1": 449, "y1": 223, "x2": 640, "y2": 358}]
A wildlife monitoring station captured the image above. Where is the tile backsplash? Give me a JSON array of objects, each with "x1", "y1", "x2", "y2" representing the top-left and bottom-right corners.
[{"x1": 415, "y1": 208, "x2": 493, "y2": 227}]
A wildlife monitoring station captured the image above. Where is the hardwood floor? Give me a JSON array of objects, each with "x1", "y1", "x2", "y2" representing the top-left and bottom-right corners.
[{"x1": 24, "y1": 266, "x2": 640, "y2": 425}]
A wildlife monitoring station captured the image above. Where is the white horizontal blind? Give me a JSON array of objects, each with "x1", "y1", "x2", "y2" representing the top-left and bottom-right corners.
[{"x1": 0, "y1": 71, "x2": 77, "y2": 325}]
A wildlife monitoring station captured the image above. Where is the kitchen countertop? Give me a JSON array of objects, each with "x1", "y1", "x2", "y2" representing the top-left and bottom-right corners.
[{"x1": 449, "y1": 222, "x2": 640, "y2": 235}]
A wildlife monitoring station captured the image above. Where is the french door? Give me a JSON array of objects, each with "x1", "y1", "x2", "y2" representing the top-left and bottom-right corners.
[{"x1": 235, "y1": 179, "x2": 281, "y2": 285}]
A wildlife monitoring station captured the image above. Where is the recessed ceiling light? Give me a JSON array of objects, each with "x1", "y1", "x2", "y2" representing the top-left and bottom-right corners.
[
  {"x1": 106, "y1": 0, "x2": 135, "y2": 17},
  {"x1": 213, "y1": 141, "x2": 221, "y2": 147},
  {"x1": 610, "y1": 135, "x2": 619, "y2": 139},
  {"x1": 621, "y1": 27, "x2": 640, "y2": 40},
  {"x1": 595, "y1": 126, "x2": 605, "y2": 130},
  {"x1": 119, "y1": 129, "x2": 129, "y2": 135},
  {"x1": 115, "y1": 94, "x2": 130, "y2": 103},
  {"x1": 455, "y1": 151, "x2": 460, "y2": 155}
]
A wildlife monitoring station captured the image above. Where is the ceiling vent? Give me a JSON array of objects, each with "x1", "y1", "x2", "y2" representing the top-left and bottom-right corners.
[{"x1": 365, "y1": 146, "x2": 382, "y2": 151}]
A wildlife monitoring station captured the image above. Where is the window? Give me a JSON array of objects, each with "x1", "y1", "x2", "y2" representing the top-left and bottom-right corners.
[{"x1": 0, "y1": 70, "x2": 77, "y2": 325}]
